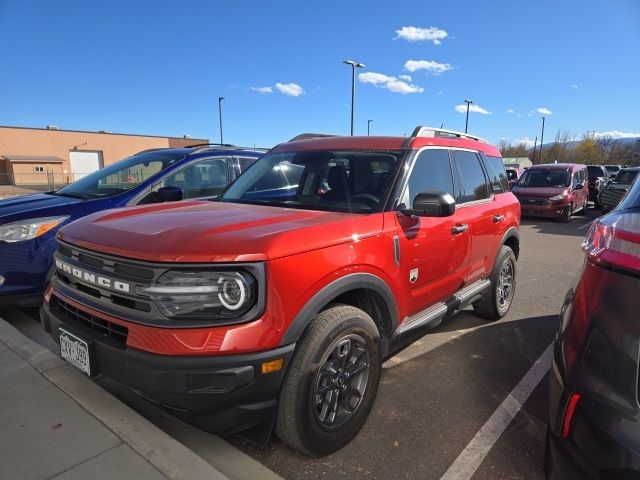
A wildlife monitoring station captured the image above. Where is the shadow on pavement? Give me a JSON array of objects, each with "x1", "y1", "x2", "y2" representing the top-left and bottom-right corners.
[
  {"x1": 521, "y1": 205, "x2": 601, "y2": 238},
  {"x1": 230, "y1": 314, "x2": 558, "y2": 480}
]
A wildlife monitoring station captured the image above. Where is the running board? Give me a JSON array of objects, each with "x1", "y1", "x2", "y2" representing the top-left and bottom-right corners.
[{"x1": 384, "y1": 279, "x2": 491, "y2": 358}]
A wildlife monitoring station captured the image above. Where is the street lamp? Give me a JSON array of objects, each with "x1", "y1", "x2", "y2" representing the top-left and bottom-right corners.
[
  {"x1": 539, "y1": 116, "x2": 546, "y2": 164},
  {"x1": 463, "y1": 99, "x2": 473, "y2": 133},
  {"x1": 367, "y1": 119, "x2": 373, "y2": 136},
  {"x1": 218, "y1": 97, "x2": 225, "y2": 145},
  {"x1": 343, "y1": 60, "x2": 365, "y2": 136}
]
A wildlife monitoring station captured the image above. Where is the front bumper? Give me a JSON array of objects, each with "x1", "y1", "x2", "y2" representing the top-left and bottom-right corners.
[
  {"x1": 41, "y1": 299, "x2": 295, "y2": 434},
  {"x1": 519, "y1": 203, "x2": 570, "y2": 219}
]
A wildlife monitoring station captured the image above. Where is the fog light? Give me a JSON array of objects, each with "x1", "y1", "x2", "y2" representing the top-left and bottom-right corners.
[
  {"x1": 261, "y1": 358, "x2": 284, "y2": 374},
  {"x1": 0, "y1": 275, "x2": 4, "y2": 286}
]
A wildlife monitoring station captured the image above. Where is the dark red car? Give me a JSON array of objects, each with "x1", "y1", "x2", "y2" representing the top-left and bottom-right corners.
[
  {"x1": 40, "y1": 127, "x2": 520, "y2": 455},
  {"x1": 511, "y1": 163, "x2": 588, "y2": 222},
  {"x1": 546, "y1": 167, "x2": 640, "y2": 479}
]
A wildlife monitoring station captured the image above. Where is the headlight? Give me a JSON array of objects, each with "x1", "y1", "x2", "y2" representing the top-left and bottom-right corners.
[
  {"x1": 549, "y1": 193, "x2": 567, "y2": 201},
  {"x1": 141, "y1": 270, "x2": 257, "y2": 319},
  {"x1": 0, "y1": 216, "x2": 69, "y2": 243}
]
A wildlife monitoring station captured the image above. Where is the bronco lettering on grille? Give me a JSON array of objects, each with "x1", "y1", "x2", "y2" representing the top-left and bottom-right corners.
[{"x1": 55, "y1": 258, "x2": 131, "y2": 293}]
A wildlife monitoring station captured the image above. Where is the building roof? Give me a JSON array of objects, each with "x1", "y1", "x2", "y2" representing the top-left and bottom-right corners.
[{"x1": 2, "y1": 155, "x2": 65, "y2": 163}]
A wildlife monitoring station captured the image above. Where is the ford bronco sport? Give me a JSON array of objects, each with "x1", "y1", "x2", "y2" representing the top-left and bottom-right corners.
[{"x1": 41, "y1": 127, "x2": 520, "y2": 456}]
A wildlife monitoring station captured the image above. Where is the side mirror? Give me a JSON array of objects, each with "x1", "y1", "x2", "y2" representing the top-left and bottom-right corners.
[
  {"x1": 574, "y1": 183, "x2": 584, "y2": 190},
  {"x1": 157, "y1": 186, "x2": 183, "y2": 202},
  {"x1": 401, "y1": 191, "x2": 455, "y2": 217}
]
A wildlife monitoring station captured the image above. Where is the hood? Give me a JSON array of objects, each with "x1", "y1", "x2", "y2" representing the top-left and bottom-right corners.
[
  {"x1": 0, "y1": 193, "x2": 84, "y2": 222},
  {"x1": 58, "y1": 201, "x2": 385, "y2": 263},
  {"x1": 511, "y1": 186, "x2": 567, "y2": 199}
]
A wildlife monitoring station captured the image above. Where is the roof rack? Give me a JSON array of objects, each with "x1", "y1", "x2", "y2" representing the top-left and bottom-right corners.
[
  {"x1": 411, "y1": 126, "x2": 487, "y2": 143},
  {"x1": 288, "y1": 133, "x2": 339, "y2": 142},
  {"x1": 187, "y1": 144, "x2": 270, "y2": 153}
]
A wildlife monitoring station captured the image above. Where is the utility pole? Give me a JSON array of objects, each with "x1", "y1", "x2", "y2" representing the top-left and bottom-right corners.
[
  {"x1": 531, "y1": 136, "x2": 538, "y2": 165},
  {"x1": 463, "y1": 99, "x2": 473, "y2": 133},
  {"x1": 343, "y1": 60, "x2": 365, "y2": 135},
  {"x1": 367, "y1": 119, "x2": 373, "y2": 136},
  {"x1": 218, "y1": 97, "x2": 225, "y2": 145},
  {"x1": 539, "y1": 116, "x2": 546, "y2": 164}
]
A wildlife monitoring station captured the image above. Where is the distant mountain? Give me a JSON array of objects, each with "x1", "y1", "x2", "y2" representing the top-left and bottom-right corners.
[{"x1": 539, "y1": 136, "x2": 639, "y2": 151}]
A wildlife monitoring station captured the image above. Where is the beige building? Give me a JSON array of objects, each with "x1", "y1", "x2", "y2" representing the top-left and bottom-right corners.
[{"x1": 0, "y1": 125, "x2": 208, "y2": 188}]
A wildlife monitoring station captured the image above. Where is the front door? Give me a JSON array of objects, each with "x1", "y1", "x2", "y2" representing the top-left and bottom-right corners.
[{"x1": 394, "y1": 147, "x2": 471, "y2": 317}]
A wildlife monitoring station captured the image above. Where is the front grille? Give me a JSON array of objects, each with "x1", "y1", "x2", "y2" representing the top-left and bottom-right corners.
[
  {"x1": 520, "y1": 198, "x2": 549, "y2": 206},
  {"x1": 599, "y1": 188, "x2": 626, "y2": 207},
  {"x1": 53, "y1": 296, "x2": 128, "y2": 346}
]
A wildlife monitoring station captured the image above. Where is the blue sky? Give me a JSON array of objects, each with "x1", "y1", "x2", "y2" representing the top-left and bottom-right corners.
[{"x1": 1, "y1": 0, "x2": 638, "y2": 148}]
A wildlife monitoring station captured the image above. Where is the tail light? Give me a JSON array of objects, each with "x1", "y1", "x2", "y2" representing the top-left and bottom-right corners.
[
  {"x1": 561, "y1": 393, "x2": 582, "y2": 439},
  {"x1": 583, "y1": 211, "x2": 640, "y2": 274}
]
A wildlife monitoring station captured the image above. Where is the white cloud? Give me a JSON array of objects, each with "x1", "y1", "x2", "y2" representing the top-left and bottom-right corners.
[
  {"x1": 437, "y1": 91, "x2": 443, "y2": 96},
  {"x1": 359, "y1": 72, "x2": 424, "y2": 95},
  {"x1": 593, "y1": 130, "x2": 640, "y2": 139},
  {"x1": 536, "y1": 107, "x2": 552, "y2": 115},
  {"x1": 398, "y1": 74, "x2": 412, "y2": 81},
  {"x1": 513, "y1": 137, "x2": 536, "y2": 148},
  {"x1": 395, "y1": 26, "x2": 448, "y2": 45},
  {"x1": 250, "y1": 86, "x2": 273, "y2": 94},
  {"x1": 507, "y1": 109, "x2": 514, "y2": 114},
  {"x1": 454, "y1": 103, "x2": 491, "y2": 115},
  {"x1": 404, "y1": 59, "x2": 453, "y2": 76},
  {"x1": 570, "y1": 84, "x2": 578, "y2": 89},
  {"x1": 275, "y1": 82, "x2": 304, "y2": 97}
]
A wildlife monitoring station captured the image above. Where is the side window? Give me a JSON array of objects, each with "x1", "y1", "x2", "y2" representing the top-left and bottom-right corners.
[
  {"x1": 403, "y1": 149, "x2": 454, "y2": 206},
  {"x1": 453, "y1": 150, "x2": 490, "y2": 203},
  {"x1": 237, "y1": 156, "x2": 257, "y2": 173},
  {"x1": 572, "y1": 174, "x2": 579, "y2": 189},
  {"x1": 162, "y1": 157, "x2": 230, "y2": 199},
  {"x1": 481, "y1": 153, "x2": 508, "y2": 193}
]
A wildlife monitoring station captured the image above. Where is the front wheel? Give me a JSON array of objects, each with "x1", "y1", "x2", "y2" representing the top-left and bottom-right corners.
[
  {"x1": 561, "y1": 204, "x2": 573, "y2": 223},
  {"x1": 473, "y1": 246, "x2": 517, "y2": 320},
  {"x1": 275, "y1": 304, "x2": 381, "y2": 456}
]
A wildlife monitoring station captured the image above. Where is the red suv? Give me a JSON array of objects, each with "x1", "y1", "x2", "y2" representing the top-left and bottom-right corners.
[
  {"x1": 41, "y1": 127, "x2": 521, "y2": 455},
  {"x1": 511, "y1": 163, "x2": 588, "y2": 222}
]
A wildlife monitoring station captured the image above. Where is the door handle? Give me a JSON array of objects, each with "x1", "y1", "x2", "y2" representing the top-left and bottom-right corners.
[
  {"x1": 492, "y1": 215, "x2": 505, "y2": 223},
  {"x1": 451, "y1": 224, "x2": 469, "y2": 235}
]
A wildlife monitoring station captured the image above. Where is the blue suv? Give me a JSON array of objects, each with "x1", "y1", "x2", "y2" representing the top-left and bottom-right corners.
[{"x1": 0, "y1": 144, "x2": 263, "y2": 306}]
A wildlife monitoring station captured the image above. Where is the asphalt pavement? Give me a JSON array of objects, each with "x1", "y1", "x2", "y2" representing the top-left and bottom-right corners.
[{"x1": 0, "y1": 207, "x2": 598, "y2": 480}]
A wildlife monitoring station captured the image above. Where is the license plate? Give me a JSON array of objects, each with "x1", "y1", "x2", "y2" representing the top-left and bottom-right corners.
[{"x1": 59, "y1": 328, "x2": 92, "y2": 376}]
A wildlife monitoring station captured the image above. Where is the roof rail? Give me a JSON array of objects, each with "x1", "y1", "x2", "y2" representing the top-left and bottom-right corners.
[
  {"x1": 288, "y1": 133, "x2": 339, "y2": 142},
  {"x1": 185, "y1": 143, "x2": 237, "y2": 148},
  {"x1": 411, "y1": 126, "x2": 487, "y2": 143},
  {"x1": 134, "y1": 147, "x2": 172, "y2": 155}
]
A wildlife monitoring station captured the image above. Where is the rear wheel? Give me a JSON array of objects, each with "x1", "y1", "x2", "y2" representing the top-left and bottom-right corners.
[
  {"x1": 473, "y1": 246, "x2": 517, "y2": 321},
  {"x1": 275, "y1": 304, "x2": 381, "y2": 456}
]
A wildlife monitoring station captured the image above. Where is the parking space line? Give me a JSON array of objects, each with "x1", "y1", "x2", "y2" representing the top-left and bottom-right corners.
[{"x1": 439, "y1": 343, "x2": 553, "y2": 480}]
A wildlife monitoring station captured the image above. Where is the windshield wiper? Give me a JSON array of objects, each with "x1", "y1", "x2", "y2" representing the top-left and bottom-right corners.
[{"x1": 50, "y1": 191, "x2": 90, "y2": 200}]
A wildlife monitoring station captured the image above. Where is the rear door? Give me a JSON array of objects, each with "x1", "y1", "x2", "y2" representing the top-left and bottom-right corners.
[
  {"x1": 393, "y1": 147, "x2": 471, "y2": 314},
  {"x1": 452, "y1": 149, "x2": 504, "y2": 284}
]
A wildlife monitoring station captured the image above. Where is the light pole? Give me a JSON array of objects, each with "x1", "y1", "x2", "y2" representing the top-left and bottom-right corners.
[
  {"x1": 531, "y1": 136, "x2": 538, "y2": 165},
  {"x1": 539, "y1": 116, "x2": 546, "y2": 164},
  {"x1": 463, "y1": 99, "x2": 473, "y2": 133},
  {"x1": 343, "y1": 60, "x2": 365, "y2": 136},
  {"x1": 218, "y1": 97, "x2": 225, "y2": 145},
  {"x1": 367, "y1": 119, "x2": 373, "y2": 136}
]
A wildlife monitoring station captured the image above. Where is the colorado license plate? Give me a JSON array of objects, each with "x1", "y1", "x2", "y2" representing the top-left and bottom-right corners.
[{"x1": 59, "y1": 328, "x2": 92, "y2": 375}]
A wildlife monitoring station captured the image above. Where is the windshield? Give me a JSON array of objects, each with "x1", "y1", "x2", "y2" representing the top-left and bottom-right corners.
[
  {"x1": 54, "y1": 151, "x2": 185, "y2": 198},
  {"x1": 221, "y1": 149, "x2": 402, "y2": 213},
  {"x1": 587, "y1": 165, "x2": 605, "y2": 178},
  {"x1": 613, "y1": 170, "x2": 639, "y2": 184},
  {"x1": 518, "y1": 170, "x2": 570, "y2": 188},
  {"x1": 605, "y1": 165, "x2": 620, "y2": 173}
]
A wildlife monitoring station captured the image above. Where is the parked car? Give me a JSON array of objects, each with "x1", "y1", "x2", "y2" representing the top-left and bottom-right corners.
[
  {"x1": 40, "y1": 126, "x2": 520, "y2": 456},
  {"x1": 511, "y1": 163, "x2": 588, "y2": 222},
  {"x1": 586, "y1": 165, "x2": 610, "y2": 206},
  {"x1": 604, "y1": 164, "x2": 622, "y2": 177},
  {"x1": 546, "y1": 171, "x2": 640, "y2": 479},
  {"x1": 0, "y1": 145, "x2": 264, "y2": 306},
  {"x1": 598, "y1": 166, "x2": 639, "y2": 213},
  {"x1": 506, "y1": 167, "x2": 525, "y2": 189}
]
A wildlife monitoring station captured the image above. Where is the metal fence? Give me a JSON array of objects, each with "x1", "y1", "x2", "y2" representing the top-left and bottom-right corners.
[{"x1": 0, "y1": 172, "x2": 88, "y2": 197}]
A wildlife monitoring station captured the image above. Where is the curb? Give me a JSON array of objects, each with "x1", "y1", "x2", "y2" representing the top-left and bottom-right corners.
[{"x1": 0, "y1": 318, "x2": 228, "y2": 480}]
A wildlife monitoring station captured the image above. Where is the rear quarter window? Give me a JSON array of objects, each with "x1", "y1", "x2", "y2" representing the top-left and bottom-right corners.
[{"x1": 481, "y1": 154, "x2": 508, "y2": 193}]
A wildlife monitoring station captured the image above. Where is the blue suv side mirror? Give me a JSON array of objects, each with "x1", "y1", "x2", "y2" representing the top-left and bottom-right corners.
[{"x1": 157, "y1": 186, "x2": 184, "y2": 202}]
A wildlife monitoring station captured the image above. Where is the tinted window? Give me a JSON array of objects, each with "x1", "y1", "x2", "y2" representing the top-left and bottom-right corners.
[
  {"x1": 614, "y1": 170, "x2": 639, "y2": 184},
  {"x1": 482, "y1": 154, "x2": 508, "y2": 192},
  {"x1": 404, "y1": 149, "x2": 454, "y2": 206},
  {"x1": 162, "y1": 157, "x2": 230, "y2": 199},
  {"x1": 519, "y1": 170, "x2": 570, "y2": 188},
  {"x1": 238, "y1": 157, "x2": 257, "y2": 172},
  {"x1": 587, "y1": 165, "x2": 606, "y2": 178},
  {"x1": 453, "y1": 150, "x2": 490, "y2": 203}
]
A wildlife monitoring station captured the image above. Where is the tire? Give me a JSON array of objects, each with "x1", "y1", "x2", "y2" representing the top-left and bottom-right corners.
[
  {"x1": 473, "y1": 246, "x2": 517, "y2": 321},
  {"x1": 561, "y1": 204, "x2": 572, "y2": 223},
  {"x1": 275, "y1": 304, "x2": 381, "y2": 456}
]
